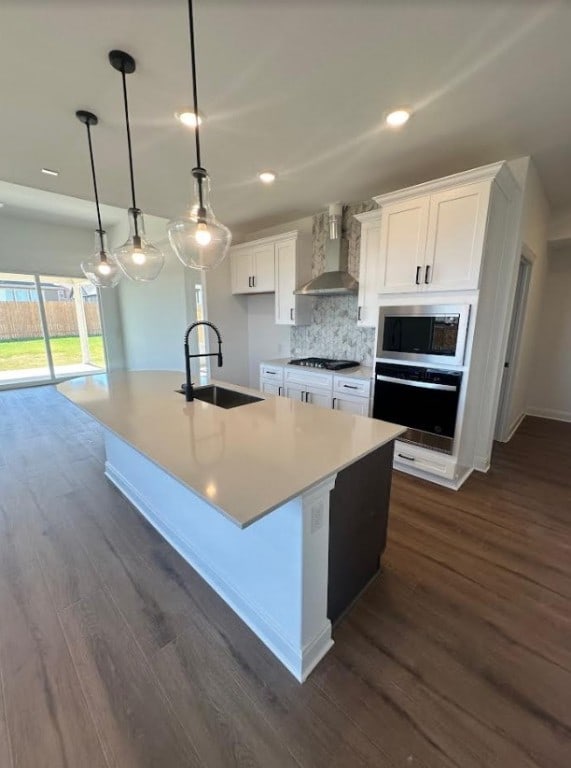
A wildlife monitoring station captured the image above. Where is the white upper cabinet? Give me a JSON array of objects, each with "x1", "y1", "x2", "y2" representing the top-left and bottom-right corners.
[
  {"x1": 231, "y1": 249, "x2": 253, "y2": 294},
  {"x1": 378, "y1": 195, "x2": 430, "y2": 294},
  {"x1": 251, "y1": 243, "x2": 275, "y2": 292},
  {"x1": 231, "y1": 243, "x2": 275, "y2": 294},
  {"x1": 368, "y1": 166, "x2": 503, "y2": 299},
  {"x1": 355, "y1": 215, "x2": 382, "y2": 328},
  {"x1": 274, "y1": 236, "x2": 313, "y2": 326},
  {"x1": 230, "y1": 231, "x2": 313, "y2": 325},
  {"x1": 423, "y1": 181, "x2": 490, "y2": 292}
]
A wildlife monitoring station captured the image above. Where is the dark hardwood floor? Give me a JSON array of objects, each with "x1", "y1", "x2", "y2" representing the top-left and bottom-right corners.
[{"x1": 0, "y1": 385, "x2": 570, "y2": 768}]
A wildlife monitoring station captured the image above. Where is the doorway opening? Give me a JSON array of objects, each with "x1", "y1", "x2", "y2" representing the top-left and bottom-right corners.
[
  {"x1": 495, "y1": 253, "x2": 533, "y2": 441},
  {"x1": 0, "y1": 272, "x2": 106, "y2": 388}
]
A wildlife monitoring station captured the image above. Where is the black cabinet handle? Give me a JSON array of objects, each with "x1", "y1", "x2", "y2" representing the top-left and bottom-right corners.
[
  {"x1": 415, "y1": 266, "x2": 421, "y2": 285},
  {"x1": 290, "y1": 308, "x2": 294, "y2": 321},
  {"x1": 398, "y1": 453, "x2": 415, "y2": 461},
  {"x1": 278, "y1": 386, "x2": 283, "y2": 396},
  {"x1": 305, "y1": 392, "x2": 311, "y2": 403},
  {"x1": 425, "y1": 265, "x2": 431, "y2": 284},
  {"x1": 358, "y1": 306, "x2": 362, "y2": 321},
  {"x1": 343, "y1": 384, "x2": 358, "y2": 390},
  {"x1": 253, "y1": 275, "x2": 256, "y2": 288},
  {"x1": 248, "y1": 276, "x2": 252, "y2": 288},
  {"x1": 300, "y1": 391, "x2": 305, "y2": 402},
  {"x1": 332, "y1": 397, "x2": 337, "y2": 409},
  {"x1": 265, "y1": 370, "x2": 277, "y2": 375}
]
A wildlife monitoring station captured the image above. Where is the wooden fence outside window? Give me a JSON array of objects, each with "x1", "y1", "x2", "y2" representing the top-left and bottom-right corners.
[{"x1": 0, "y1": 301, "x2": 102, "y2": 341}]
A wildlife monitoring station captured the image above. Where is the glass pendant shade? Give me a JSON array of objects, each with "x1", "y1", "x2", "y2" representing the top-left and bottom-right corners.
[
  {"x1": 81, "y1": 230, "x2": 122, "y2": 288},
  {"x1": 168, "y1": 171, "x2": 232, "y2": 271},
  {"x1": 114, "y1": 208, "x2": 165, "y2": 282}
]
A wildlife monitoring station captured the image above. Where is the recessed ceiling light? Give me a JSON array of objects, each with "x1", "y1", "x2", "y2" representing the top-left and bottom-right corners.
[
  {"x1": 41, "y1": 168, "x2": 59, "y2": 176},
  {"x1": 385, "y1": 108, "x2": 412, "y2": 128},
  {"x1": 175, "y1": 109, "x2": 203, "y2": 128},
  {"x1": 258, "y1": 171, "x2": 277, "y2": 184}
]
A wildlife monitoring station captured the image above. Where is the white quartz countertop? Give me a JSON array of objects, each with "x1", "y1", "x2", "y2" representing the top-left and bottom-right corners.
[
  {"x1": 57, "y1": 371, "x2": 403, "y2": 528},
  {"x1": 262, "y1": 358, "x2": 373, "y2": 381}
]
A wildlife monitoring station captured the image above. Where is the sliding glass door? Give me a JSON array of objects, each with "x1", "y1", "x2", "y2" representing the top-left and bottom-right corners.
[
  {"x1": 0, "y1": 273, "x2": 52, "y2": 385},
  {"x1": 0, "y1": 272, "x2": 106, "y2": 387},
  {"x1": 40, "y1": 275, "x2": 106, "y2": 379}
]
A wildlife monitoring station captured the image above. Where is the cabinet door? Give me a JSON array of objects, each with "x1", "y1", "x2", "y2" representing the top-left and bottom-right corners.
[
  {"x1": 304, "y1": 386, "x2": 333, "y2": 409},
  {"x1": 231, "y1": 250, "x2": 253, "y2": 294},
  {"x1": 424, "y1": 181, "x2": 490, "y2": 292},
  {"x1": 275, "y1": 238, "x2": 296, "y2": 324},
  {"x1": 357, "y1": 220, "x2": 382, "y2": 328},
  {"x1": 378, "y1": 196, "x2": 430, "y2": 294},
  {"x1": 251, "y1": 244, "x2": 275, "y2": 293},
  {"x1": 284, "y1": 383, "x2": 306, "y2": 402},
  {"x1": 261, "y1": 380, "x2": 281, "y2": 396},
  {"x1": 332, "y1": 394, "x2": 369, "y2": 416}
]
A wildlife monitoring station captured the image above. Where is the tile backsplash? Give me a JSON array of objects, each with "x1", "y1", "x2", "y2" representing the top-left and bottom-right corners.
[
  {"x1": 290, "y1": 295, "x2": 376, "y2": 365},
  {"x1": 290, "y1": 200, "x2": 378, "y2": 366}
]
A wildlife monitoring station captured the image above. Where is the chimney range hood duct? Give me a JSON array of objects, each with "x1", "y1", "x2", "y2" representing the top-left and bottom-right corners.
[{"x1": 294, "y1": 203, "x2": 359, "y2": 296}]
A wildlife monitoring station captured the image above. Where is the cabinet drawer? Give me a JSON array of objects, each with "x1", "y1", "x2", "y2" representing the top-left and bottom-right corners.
[
  {"x1": 284, "y1": 368, "x2": 333, "y2": 390},
  {"x1": 260, "y1": 364, "x2": 284, "y2": 382},
  {"x1": 333, "y1": 376, "x2": 371, "y2": 399},
  {"x1": 393, "y1": 441, "x2": 456, "y2": 479}
]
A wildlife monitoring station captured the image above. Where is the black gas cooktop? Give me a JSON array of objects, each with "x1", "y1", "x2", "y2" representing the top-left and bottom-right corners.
[{"x1": 289, "y1": 357, "x2": 360, "y2": 371}]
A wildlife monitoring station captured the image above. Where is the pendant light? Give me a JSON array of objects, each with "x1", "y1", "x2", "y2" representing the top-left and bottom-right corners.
[
  {"x1": 167, "y1": 0, "x2": 231, "y2": 271},
  {"x1": 76, "y1": 110, "x2": 122, "y2": 289},
  {"x1": 109, "y1": 50, "x2": 164, "y2": 282}
]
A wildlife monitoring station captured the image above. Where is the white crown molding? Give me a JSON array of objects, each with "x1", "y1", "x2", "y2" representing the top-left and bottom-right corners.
[
  {"x1": 373, "y1": 161, "x2": 508, "y2": 207},
  {"x1": 230, "y1": 230, "x2": 299, "y2": 251}
]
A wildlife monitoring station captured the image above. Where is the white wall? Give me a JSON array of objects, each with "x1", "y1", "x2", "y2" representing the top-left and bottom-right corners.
[
  {"x1": 0, "y1": 212, "x2": 126, "y2": 371},
  {"x1": 528, "y1": 248, "x2": 571, "y2": 421},
  {"x1": 548, "y1": 207, "x2": 571, "y2": 246},
  {"x1": 247, "y1": 294, "x2": 291, "y2": 385},
  {"x1": 203, "y1": 257, "x2": 250, "y2": 386},
  {"x1": 0, "y1": 213, "x2": 93, "y2": 276},
  {"x1": 499, "y1": 160, "x2": 550, "y2": 437},
  {"x1": 112, "y1": 214, "x2": 189, "y2": 372}
]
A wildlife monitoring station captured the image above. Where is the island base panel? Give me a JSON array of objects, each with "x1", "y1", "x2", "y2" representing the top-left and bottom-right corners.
[
  {"x1": 328, "y1": 442, "x2": 394, "y2": 625},
  {"x1": 103, "y1": 430, "x2": 335, "y2": 682}
]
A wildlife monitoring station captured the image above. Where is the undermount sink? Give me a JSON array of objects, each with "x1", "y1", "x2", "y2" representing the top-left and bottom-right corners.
[{"x1": 177, "y1": 384, "x2": 263, "y2": 409}]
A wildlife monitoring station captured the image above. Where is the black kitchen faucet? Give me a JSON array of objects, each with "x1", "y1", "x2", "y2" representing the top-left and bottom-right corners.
[{"x1": 184, "y1": 321, "x2": 223, "y2": 402}]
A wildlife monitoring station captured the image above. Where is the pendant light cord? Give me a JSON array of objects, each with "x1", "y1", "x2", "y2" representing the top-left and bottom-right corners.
[
  {"x1": 84, "y1": 122, "x2": 106, "y2": 256},
  {"x1": 187, "y1": 0, "x2": 204, "y2": 211},
  {"x1": 120, "y1": 66, "x2": 140, "y2": 237}
]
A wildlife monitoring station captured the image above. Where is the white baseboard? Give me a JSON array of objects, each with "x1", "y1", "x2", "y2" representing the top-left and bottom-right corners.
[
  {"x1": 105, "y1": 462, "x2": 332, "y2": 682},
  {"x1": 526, "y1": 406, "x2": 571, "y2": 423},
  {"x1": 502, "y1": 411, "x2": 526, "y2": 443}
]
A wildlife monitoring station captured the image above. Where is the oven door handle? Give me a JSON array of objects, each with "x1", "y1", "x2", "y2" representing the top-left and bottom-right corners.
[{"x1": 376, "y1": 374, "x2": 458, "y2": 392}]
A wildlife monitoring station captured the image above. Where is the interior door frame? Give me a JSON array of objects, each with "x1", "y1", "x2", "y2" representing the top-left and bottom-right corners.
[{"x1": 494, "y1": 248, "x2": 534, "y2": 442}]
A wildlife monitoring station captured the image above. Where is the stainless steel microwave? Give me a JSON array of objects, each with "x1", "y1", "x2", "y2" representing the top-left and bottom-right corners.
[{"x1": 376, "y1": 304, "x2": 470, "y2": 367}]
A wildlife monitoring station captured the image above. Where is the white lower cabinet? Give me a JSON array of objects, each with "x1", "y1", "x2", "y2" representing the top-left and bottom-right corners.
[
  {"x1": 284, "y1": 368, "x2": 333, "y2": 409},
  {"x1": 393, "y1": 441, "x2": 456, "y2": 480},
  {"x1": 261, "y1": 380, "x2": 282, "y2": 396},
  {"x1": 260, "y1": 364, "x2": 284, "y2": 396},
  {"x1": 332, "y1": 394, "x2": 369, "y2": 416},
  {"x1": 303, "y1": 387, "x2": 333, "y2": 409},
  {"x1": 261, "y1": 363, "x2": 372, "y2": 414}
]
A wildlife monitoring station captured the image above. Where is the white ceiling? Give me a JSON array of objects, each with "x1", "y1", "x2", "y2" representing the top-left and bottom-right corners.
[{"x1": 0, "y1": 0, "x2": 570, "y2": 234}]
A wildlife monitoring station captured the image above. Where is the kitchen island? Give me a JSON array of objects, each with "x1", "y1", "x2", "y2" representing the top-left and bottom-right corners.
[{"x1": 57, "y1": 371, "x2": 403, "y2": 681}]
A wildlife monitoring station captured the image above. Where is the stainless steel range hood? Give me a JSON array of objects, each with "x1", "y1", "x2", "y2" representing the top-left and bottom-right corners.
[{"x1": 294, "y1": 203, "x2": 359, "y2": 296}]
